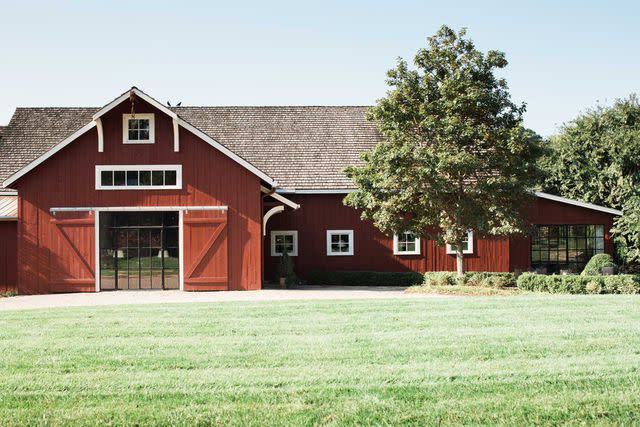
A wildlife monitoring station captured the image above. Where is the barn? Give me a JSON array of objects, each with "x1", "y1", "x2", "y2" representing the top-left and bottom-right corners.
[{"x1": 0, "y1": 88, "x2": 623, "y2": 294}]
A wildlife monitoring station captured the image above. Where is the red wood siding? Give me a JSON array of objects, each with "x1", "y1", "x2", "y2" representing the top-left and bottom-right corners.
[
  {"x1": 264, "y1": 194, "x2": 617, "y2": 279},
  {"x1": 13, "y1": 98, "x2": 262, "y2": 294},
  {"x1": 0, "y1": 221, "x2": 17, "y2": 293}
]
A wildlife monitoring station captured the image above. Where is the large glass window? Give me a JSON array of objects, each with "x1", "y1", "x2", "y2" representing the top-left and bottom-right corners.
[
  {"x1": 531, "y1": 225, "x2": 605, "y2": 273},
  {"x1": 96, "y1": 165, "x2": 182, "y2": 190}
]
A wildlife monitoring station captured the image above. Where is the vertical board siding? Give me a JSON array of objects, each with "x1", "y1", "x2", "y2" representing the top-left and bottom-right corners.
[
  {"x1": 0, "y1": 222, "x2": 17, "y2": 293},
  {"x1": 13, "y1": 99, "x2": 262, "y2": 294},
  {"x1": 265, "y1": 194, "x2": 617, "y2": 279}
]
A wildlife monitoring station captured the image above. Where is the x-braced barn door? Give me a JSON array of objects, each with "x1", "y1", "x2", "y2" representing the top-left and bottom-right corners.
[
  {"x1": 49, "y1": 212, "x2": 95, "y2": 293},
  {"x1": 183, "y1": 210, "x2": 228, "y2": 291}
]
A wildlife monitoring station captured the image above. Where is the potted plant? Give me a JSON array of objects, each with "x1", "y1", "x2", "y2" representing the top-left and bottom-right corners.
[{"x1": 278, "y1": 249, "x2": 296, "y2": 289}]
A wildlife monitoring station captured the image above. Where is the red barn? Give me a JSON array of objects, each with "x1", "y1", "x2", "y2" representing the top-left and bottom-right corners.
[{"x1": 0, "y1": 88, "x2": 622, "y2": 294}]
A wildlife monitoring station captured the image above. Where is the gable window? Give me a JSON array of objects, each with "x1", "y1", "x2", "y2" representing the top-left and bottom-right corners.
[
  {"x1": 96, "y1": 165, "x2": 181, "y2": 190},
  {"x1": 394, "y1": 232, "x2": 421, "y2": 255},
  {"x1": 270, "y1": 231, "x2": 298, "y2": 256},
  {"x1": 327, "y1": 230, "x2": 354, "y2": 256},
  {"x1": 446, "y1": 230, "x2": 474, "y2": 255},
  {"x1": 123, "y1": 113, "x2": 155, "y2": 144}
]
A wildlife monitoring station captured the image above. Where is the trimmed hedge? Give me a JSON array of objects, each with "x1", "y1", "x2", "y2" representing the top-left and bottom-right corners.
[
  {"x1": 307, "y1": 271, "x2": 423, "y2": 286},
  {"x1": 423, "y1": 272, "x2": 517, "y2": 288},
  {"x1": 516, "y1": 273, "x2": 640, "y2": 294},
  {"x1": 581, "y1": 253, "x2": 616, "y2": 276}
]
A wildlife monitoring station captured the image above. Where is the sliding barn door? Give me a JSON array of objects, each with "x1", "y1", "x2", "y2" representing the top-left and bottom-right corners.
[
  {"x1": 48, "y1": 212, "x2": 96, "y2": 293},
  {"x1": 183, "y1": 210, "x2": 228, "y2": 291}
]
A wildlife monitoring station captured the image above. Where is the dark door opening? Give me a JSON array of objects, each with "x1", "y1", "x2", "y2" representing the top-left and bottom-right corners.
[{"x1": 99, "y1": 212, "x2": 179, "y2": 290}]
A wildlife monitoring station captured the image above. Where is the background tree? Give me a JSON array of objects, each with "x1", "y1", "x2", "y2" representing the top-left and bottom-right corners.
[
  {"x1": 541, "y1": 95, "x2": 640, "y2": 264},
  {"x1": 345, "y1": 26, "x2": 542, "y2": 276}
]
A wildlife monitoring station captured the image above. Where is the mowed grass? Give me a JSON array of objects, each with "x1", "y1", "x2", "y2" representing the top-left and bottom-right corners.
[{"x1": 1, "y1": 296, "x2": 639, "y2": 426}]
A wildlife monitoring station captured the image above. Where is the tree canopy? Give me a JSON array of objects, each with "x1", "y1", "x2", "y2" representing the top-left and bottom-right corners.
[
  {"x1": 344, "y1": 25, "x2": 543, "y2": 275},
  {"x1": 541, "y1": 95, "x2": 640, "y2": 263}
]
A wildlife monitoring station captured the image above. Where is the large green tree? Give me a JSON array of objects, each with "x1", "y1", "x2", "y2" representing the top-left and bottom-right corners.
[
  {"x1": 541, "y1": 95, "x2": 640, "y2": 263},
  {"x1": 345, "y1": 26, "x2": 542, "y2": 276}
]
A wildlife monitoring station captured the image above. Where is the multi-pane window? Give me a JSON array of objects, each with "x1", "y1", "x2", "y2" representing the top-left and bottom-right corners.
[
  {"x1": 123, "y1": 113, "x2": 155, "y2": 144},
  {"x1": 270, "y1": 231, "x2": 298, "y2": 256},
  {"x1": 394, "y1": 232, "x2": 421, "y2": 255},
  {"x1": 446, "y1": 231, "x2": 474, "y2": 255},
  {"x1": 531, "y1": 225, "x2": 605, "y2": 273},
  {"x1": 327, "y1": 230, "x2": 354, "y2": 256},
  {"x1": 96, "y1": 165, "x2": 182, "y2": 190}
]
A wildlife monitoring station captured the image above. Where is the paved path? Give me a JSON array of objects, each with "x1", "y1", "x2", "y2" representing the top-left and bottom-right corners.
[{"x1": 0, "y1": 287, "x2": 444, "y2": 311}]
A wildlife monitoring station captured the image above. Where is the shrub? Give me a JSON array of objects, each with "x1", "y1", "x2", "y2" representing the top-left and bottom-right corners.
[
  {"x1": 516, "y1": 273, "x2": 640, "y2": 294},
  {"x1": 423, "y1": 272, "x2": 516, "y2": 288},
  {"x1": 307, "y1": 271, "x2": 423, "y2": 287},
  {"x1": 581, "y1": 254, "x2": 616, "y2": 276},
  {"x1": 423, "y1": 272, "x2": 458, "y2": 286}
]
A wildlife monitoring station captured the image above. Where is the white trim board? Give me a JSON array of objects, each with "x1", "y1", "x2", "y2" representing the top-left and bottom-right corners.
[
  {"x1": 533, "y1": 192, "x2": 622, "y2": 216},
  {"x1": 3, "y1": 87, "x2": 277, "y2": 188},
  {"x1": 261, "y1": 186, "x2": 300, "y2": 209}
]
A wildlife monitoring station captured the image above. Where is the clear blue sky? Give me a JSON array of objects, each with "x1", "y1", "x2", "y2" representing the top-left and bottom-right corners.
[{"x1": 1, "y1": 1, "x2": 638, "y2": 136}]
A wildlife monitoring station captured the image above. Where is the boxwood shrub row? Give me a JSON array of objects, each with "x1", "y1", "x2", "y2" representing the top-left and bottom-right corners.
[
  {"x1": 516, "y1": 273, "x2": 640, "y2": 294},
  {"x1": 423, "y1": 272, "x2": 517, "y2": 288},
  {"x1": 307, "y1": 271, "x2": 423, "y2": 286}
]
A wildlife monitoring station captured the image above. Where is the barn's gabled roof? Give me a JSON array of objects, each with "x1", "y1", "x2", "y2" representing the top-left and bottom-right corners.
[
  {"x1": 1, "y1": 88, "x2": 279, "y2": 188},
  {"x1": 0, "y1": 89, "x2": 380, "y2": 190}
]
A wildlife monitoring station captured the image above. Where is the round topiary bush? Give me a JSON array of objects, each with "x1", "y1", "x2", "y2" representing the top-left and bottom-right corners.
[{"x1": 581, "y1": 254, "x2": 616, "y2": 276}]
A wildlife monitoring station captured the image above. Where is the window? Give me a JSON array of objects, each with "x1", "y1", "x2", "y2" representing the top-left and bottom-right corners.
[
  {"x1": 394, "y1": 232, "x2": 421, "y2": 255},
  {"x1": 446, "y1": 230, "x2": 474, "y2": 255},
  {"x1": 327, "y1": 230, "x2": 354, "y2": 256},
  {"x1": 270, "y1": 231, "x2": 298, "y2": 256},
  {"x1": 96, "y1": 165, "x2": 182, "y2": 190},
  {"x1": 123, "y1": 113, "x2": 155, "y2": 144},
  {"x1": 531, "y1": 225, "x2": 605, "y2": 273}
]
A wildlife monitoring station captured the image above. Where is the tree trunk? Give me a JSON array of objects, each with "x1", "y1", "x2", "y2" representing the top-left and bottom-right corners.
[{"x1": 456, "y1": 246, "x2": 465, "y2": 278}]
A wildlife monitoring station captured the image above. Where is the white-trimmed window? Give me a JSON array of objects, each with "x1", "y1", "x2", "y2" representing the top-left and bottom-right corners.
[
  {"x1": 327, "y1": 230, "x2": 354, "y2": 256},
  {"x1": 394, "y1": 232, "x2": 421, "y2": 255},
  {"x1": 270, "y1": 231, "x2": 298, "y2": 256},
  {"x1": 96, "y1": 165, "x2": 182, "y2": 190},
  {"x1": 446, "y1": 230, "x2": 474, "y2": 255},
  {"x1": 123, "y1": 113, "x2": 155, "y2": 144}
]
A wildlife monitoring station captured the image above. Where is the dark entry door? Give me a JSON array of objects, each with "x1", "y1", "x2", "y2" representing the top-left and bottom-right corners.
[{"x1": 99, "y1": 212, "x2": 179, "y2": 290}]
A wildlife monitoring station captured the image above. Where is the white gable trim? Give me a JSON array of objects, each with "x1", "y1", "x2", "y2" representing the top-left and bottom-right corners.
[
  {"x1": 3, "y1": 88, "x2": 277, "y2": 188},
  {"x1": 3, "y1": 121, "x2": 97, "y2": 187},
  {"x1": 91, "y1": 87, "x2": 177, "y2": 121},
  {"x1": 533, "y1": 192, "x2": 622, "y2": 216}
]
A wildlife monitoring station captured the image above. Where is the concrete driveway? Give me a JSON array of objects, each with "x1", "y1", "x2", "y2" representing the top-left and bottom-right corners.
[{"x1": 0, "y1": 286, "x2": 444, "y2": 311}]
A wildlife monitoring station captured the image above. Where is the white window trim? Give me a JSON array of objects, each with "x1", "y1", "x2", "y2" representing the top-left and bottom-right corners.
[
  {"x1": 123, "y1": 113, "x2": 155, "y2": 144},
  {"x1": 95, "y1": 165, "x2": 182, "y2": 190},
  {"x1": 270, "y1": 230, "x2": 298, "y2": 257},
  {"x1": 393, "y1": 232, "x2": 421, "y2": 255},
  {"x1": 446, "y1": 230, "x2": 474, "y2": 255},
  {"x1": 326, "y1": 230, "x2": 354, "y2": 256}
]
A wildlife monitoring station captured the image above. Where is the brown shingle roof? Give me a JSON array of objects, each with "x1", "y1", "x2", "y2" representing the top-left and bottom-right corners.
[{"x1": 0, "y1": 106, "x2": 380, "y2": 190}]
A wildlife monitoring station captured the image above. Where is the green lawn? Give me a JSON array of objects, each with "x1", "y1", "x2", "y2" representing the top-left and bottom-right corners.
[{"x1": 1, "y1": 296, "x2": 639, "y2": 426}]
